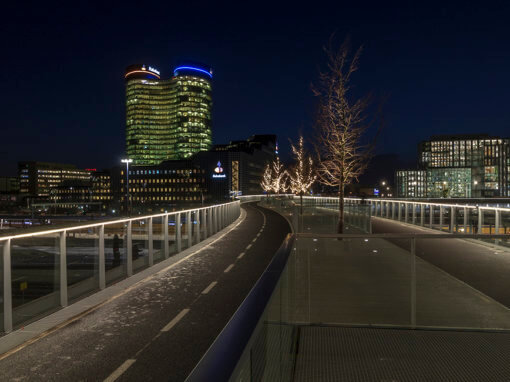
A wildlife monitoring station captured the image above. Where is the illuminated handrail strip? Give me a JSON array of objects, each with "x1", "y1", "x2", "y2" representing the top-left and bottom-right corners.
[
  {"x1": 237, "y1": 194, "x2": 510, "y2": 212},
  {"x1": 0, "y1": 201, "x2": 238, "y2": 241},
  {"x1": 299, "y1": 196, "x2": 510, "y2": 211}
]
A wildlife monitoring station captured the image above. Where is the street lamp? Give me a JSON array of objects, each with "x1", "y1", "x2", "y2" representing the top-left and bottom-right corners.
[{"x1": 121, "y1": 159, "x2": 133, "y2": 215}]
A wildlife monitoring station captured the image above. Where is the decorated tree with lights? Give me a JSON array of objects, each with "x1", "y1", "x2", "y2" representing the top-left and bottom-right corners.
[
  {"x1": 260, "y1": 163, "x2": 273, "y2": 197},
  {"x1": 270, "y1": 157, "x2": 289, "y2": 194},
  {"x1": 313, "y1": 37, "x2": 381, "y2": 233},
  {"x1": 288, "y1": 136, "x2": 317, "y2": 214}
]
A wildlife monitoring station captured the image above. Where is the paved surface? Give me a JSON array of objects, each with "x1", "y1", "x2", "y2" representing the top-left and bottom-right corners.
[
  {"x1": 267, "y1": 235, "x2": 510, "y2": 329},
  {"x1": 0, "y1": 203, "x2": 290, "y2": 381},
  {"x1": 372, "y1": 217, "x2": 510, "y2": 309},
  {"x1": 294, "y1": 325, "x2": 510, "y2": 381}
]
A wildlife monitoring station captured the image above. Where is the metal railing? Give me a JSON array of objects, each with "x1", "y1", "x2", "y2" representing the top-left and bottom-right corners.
[
  {"x1": 237, "y1": 194, "x2": 294, "y2": 203},
  {"x1": 298, "y1": 196, "x2": 510, "y2": 235},
  {"x1": 1, "y1": 201, "x2": 241, "y2": 333}
]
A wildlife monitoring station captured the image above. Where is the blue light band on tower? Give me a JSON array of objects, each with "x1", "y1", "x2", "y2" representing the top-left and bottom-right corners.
[{"x1": 174, "y1": 66, "x2": 213, "y2": 78}]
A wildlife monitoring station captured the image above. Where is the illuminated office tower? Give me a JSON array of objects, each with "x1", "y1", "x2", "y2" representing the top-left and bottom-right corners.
[
  {"x1": 125, "y1": 63, "x2": 212, "y2": 165},
  {"x1": 171, "y1": 64, "x2": 213, "y2": 159}
]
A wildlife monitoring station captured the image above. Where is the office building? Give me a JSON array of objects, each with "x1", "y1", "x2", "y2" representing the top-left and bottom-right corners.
[
  {"x1": 396, "y1": 170, "x2": 426, "y2": 198},
  {"x1": 125, "y1": 62, "x2": 212, "y2": 165},
  {"x1": 19, "y1": 161, "x2": 92, "y2": 197},
  {"x1": 0, "y1": 177, "x2": 20, "y2": 193},
  {"x1": 117, "y1": 135, "x2": 276, "y2": 211},
  {"x1": 52, "y1": 170, "x2": 113, "y2": 208},
  {"x1": 396, "y1": 134, "x2": 510, "y2": 198}
]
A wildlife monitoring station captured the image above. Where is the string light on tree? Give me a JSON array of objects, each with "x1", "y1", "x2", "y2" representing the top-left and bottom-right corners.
[
  {"x1": 288, "y1": 136, "x2": 317, "y2": 214},
  {"x1": 261, "y1": 163, "x2": 273, "y2": 196}
]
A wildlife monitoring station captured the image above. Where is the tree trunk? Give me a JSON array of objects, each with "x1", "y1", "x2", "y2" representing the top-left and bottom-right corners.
[
  {"x1": 338, "y1": 183, "x2": 344, "y2": 234},
  {"x1": 300, "y1": 193, "x2": 303, "y2": 215}
]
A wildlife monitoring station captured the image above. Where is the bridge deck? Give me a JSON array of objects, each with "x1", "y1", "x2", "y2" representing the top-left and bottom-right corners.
[
  {"x1": 372, "y1": 217, "x2": 510, "y2": 309},
  {"x1": 0, "y1": 203, "x2": 290, "y2": 381}
]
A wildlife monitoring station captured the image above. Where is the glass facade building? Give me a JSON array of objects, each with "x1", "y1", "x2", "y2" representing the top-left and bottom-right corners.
[
  {"x1": 125, "y1": 63, "x2": 212, "y2": 165},
  {"x1": 396, "y1": 170, "x2": 426, "y2": 198},
  {"x1": 396, "y1": 134, "x2": 510, "y2": 198}
]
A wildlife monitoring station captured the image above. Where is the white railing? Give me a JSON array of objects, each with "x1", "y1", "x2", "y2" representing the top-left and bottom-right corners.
[
  {"x1": 1, "y1": 201, "x2": 241, "y2": 333},
  {"x1": 365, "y1": 198, "x2": 510, "y2": 234},
  {"x1": 296, "y1": 196, "x2": 510, "y2": 235},
  {"x1": 237, "y1": 194, "x2": 293, "y2": 203}
]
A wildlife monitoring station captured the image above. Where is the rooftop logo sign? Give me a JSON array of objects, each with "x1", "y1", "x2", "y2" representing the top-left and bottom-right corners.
[
  {"x1": 213, "y1": 161, "x2": 226, "y2": 179},
  {"x1": 141, "y1": 65, "x2": 160, "y2": 76}
]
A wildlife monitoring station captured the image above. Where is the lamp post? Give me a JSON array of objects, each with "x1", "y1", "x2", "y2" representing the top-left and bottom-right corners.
[{"x1": 121, "y1": 159, "x2": 133, "y2": 215}]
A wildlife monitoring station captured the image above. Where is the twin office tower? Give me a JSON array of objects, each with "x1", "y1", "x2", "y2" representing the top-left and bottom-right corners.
[{"x1": 125, "y1": 63, "x2": 213, "y2": 165}]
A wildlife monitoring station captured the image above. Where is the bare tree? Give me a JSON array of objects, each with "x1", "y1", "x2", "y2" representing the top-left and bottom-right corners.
[
  {"x1": 260, "y1": 162, "x2": 273, "y2": 197},
  {"x1": 289, "y1": 135, "x2": 317, "y2": 214},
  {"x1": 313, "y1": 37, "x2": 381, "y2": 233}
]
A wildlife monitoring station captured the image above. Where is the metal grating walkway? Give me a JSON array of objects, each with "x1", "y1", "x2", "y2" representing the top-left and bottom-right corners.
[{"x1": 294, "y1": 326, "x2": 510, "y2": 381}]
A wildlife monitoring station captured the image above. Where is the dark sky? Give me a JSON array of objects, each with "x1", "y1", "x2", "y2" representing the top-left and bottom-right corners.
[{"x1": 2, "y1": 1, "x2": 510, "y2": 175}]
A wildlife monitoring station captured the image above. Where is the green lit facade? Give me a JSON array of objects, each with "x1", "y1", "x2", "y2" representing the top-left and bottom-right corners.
[{"x1": 125, "y1": 63, "x2": 212, "y2": 165}]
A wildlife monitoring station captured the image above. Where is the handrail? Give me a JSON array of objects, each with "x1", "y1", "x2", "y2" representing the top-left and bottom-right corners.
[
  {"x1": 295, "y1": 195, "x2": 510, "y2": 235},
  {"x1": 301, "y1": 195, "x2": 510, "y2": 211},
  {"x1": 296, "y1": 233, "x2": 510, "y2": 239},
  {"x1": 0, "y1": 201, "x2": 238, "y2": 241}
]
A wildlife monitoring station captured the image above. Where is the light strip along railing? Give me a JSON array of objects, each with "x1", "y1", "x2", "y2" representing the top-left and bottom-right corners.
[
  {"x1": 1, "y1": 201, "x2": 240, "y2": 333},
  {"x1": 299, "y1": 196, "x2": 510, "y2": 236},
  {"x1": 237, "y1": 194, "x2": 294, "y2": 203}
]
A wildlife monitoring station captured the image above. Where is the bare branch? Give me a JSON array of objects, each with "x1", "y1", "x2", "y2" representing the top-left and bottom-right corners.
[{"x1": 313, "y1": 36, "x2": 383, "y2": 233}]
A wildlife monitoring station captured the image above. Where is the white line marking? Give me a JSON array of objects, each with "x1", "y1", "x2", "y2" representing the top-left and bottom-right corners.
[
  {"x1": 257, "y1": 232, "x2": 261, "y2": 237},
  {"x1": 224, "y1": 264, "x2": 234, "y2": 273},
  {"x1": 161, "y1": 309, "x2": 190, "y2": 332},
  {"x1": 104, "y1": 359, "x2": 136, "y2": 382},
  {"x1": 237, "y1": 252, "x2": 245, "y2": 259},
  {"x1": 201, "y1": 281, "x2": 217, "y2": 294},
  {"x1": 252, "y1": 238, "x2": 257, "y2": 243},
  {"x1": 246, "y1": 244, "x2": 252, "y2": 250}
]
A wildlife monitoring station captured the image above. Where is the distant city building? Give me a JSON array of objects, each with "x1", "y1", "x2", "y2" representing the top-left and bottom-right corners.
[
  {"x1": 0, "y1": 176, "x2": 20, "y2": 193},
  {"x1": 396, "y1": 170, "x2": 427, "y2": 198},
  {"x1": 91, "y1": 171, "x2": 113, "y2": 205},
  {"x1": 19, "y1": 161, "x2": 91, "y2": 197},
  {"x1": 116, "y1": 135, "x2": 276, "y2": 211},
  {"x1": 125, "y1": 62, "x2": 213, "y2": 165},
  {"x1": 52, "y1": 170, "x2": 112, "y2": 210},
  {"x1": 396, "y1": 134, "x2": 510, "y2": 198}
]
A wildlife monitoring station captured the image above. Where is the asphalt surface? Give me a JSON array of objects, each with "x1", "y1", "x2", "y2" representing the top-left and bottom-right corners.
[
  {"x1": 372, "y1": 217, "x2": 510, "y2": 309},
  {"x1": 0, "y1": 203, "x2": 290, "y2": 382}
]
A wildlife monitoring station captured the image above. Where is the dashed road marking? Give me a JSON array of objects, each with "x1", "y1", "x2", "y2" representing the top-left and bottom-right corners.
[
  {"x1": 104, "y1": 359, "x2": 136, "y2": 382},
  {"x1": 246, "y1": 244, "x2": 252, "y2": 250},
  {"x1": 237, "y1": 252, "x2": 245, "y2": 259},
  {"x1": 201, "y1": 281, "x2": 217, "y2": 294},
  {"x1": 224, "y1": 264, "x2": 234, "y2": 273},
  {"x1": 161, "y1": 309, "x2": 190, "y2": 332}
]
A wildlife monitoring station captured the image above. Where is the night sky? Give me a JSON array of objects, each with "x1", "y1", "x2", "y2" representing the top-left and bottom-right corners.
[{"x1": 2, "y1": 2, "x2": 510, "y2": 176}]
